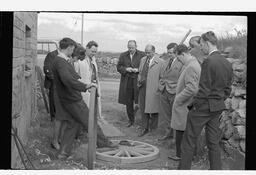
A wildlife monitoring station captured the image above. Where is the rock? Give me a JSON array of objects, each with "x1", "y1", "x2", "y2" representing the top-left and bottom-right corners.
[
  {"x1": 232, "y1": 62, "x2": 246, "y2": 71},
  {"x1": 231, "y1": 96, "x2": 241, "y2": 110},
  {"x1": 234, "y1": 88, "x2": 246, "y2": 97},
  {"x1": 224, "y1": 98, "x2": 232, "y2": 110},
  {"x1": 228, "y1": 136, "x2": 240, "y2": 149},
  {"x1": 221, "y1": 111, "x2": 231, "y2": 122},
  {"x1": 231, "y1": 111, "x2": 245, "y2": 125},
  {"x1": 240, "y1": 140, "x2": 245, "y2": 152},
  {"x1": 236, "y1": 108, "x2": 246, "y2": 118},
  {"x1": 219, "y1": 111, "x2": 231, "y2": 131},
  {"x1": 239, "y1": 100, "x2": 246, "y2": 109},
  {"x1": 232, "y1": 63, "x2": 246, "y2": 84},
  {"x1": 226, "y1": 58, "x2": 238, "y2": 64},
  {"x1": 223, "y1": 119, "x2": 234, "y2": 140},
  {"x1": 234, "y1": 126, "x2": 245, "y2": 139},
  {"x1": 221, "y1": 140, "x2": 245, "y2": 170},
  {"x1": 230, "y1": 85, "x2": 236, "y2": 96}
]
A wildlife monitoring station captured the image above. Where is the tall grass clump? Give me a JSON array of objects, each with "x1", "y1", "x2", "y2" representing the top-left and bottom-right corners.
[{"x1": 218, "y1": 29, "x2": 247, "y2": 62}]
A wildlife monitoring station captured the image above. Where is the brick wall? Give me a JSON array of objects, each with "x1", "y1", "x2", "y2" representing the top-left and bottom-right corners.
[{"x1": 11, "y1": 12, "x2": 38, "y2": 169}]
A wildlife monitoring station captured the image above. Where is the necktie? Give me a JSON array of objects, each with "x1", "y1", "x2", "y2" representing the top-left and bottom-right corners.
[
  {"x1": 145, "y1": 57, "x2": 151, "y2": 74},
  {"x1": 166, "y1": 58, "x2": 173, "y2": 70}
]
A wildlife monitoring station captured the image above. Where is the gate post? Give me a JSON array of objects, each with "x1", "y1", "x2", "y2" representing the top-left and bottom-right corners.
[{"x1": 88, "y1": 87, "x2": 97, "y2": 169}]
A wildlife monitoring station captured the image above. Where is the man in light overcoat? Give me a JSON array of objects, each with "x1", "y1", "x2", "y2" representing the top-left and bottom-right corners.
[
  {"x1": 137, "y1": 44, "x2": 163, "y2": 137},
  {"x1": 168, "y1": 44, "x2": 201, "y2": 161}
]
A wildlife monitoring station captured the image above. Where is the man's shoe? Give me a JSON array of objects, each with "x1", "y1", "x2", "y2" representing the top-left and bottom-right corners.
[
  {"x1": 168, "y1": 154, "x2": 181, "y2": 161},
  {"x1": 106, "y1": 142, "x2": 119, "y2": 148},
  {"x1": 158, "y1": 134, "x2": 172, "y2": 141},
  {"x1": 57, "y1": 152, "x2": 69, "y2": 160},
  {"x1": 138, "y1": 129, "x2": 149, "y2": 137},
  {"x1": 98, "y1": 142, "x2": 119, "y2": 149},
  {"x1": 51, "y1": 141, "x2": 60, "y2": 150},
  {"x1": 158, "y1": 130, "x2": 173, "y2": 141},
  {"x1": 126, "y1": 121, "x2": 134, "y2": 127}
]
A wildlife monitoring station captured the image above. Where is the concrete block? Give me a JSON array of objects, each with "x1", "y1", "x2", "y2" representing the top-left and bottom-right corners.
[{"x1": 13, "y1": 47, "x2": 25, "y2": 58}]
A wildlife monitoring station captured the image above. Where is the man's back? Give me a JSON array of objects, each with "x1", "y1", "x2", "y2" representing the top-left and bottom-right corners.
[
  {"x1": 196, "y1": 51, "x2": 233, "y2": 111},
  {"x1": 52, "y1": 56, "x2": 87, "y2": 103},
  {"x1": 43, "y1": 50, "x2": 58, "y2": 88}
]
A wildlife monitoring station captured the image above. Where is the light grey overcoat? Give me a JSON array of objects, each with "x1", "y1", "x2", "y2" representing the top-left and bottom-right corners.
[
  {"x1": 171, "y1": 57, "x2": 201, "y2": 131},
  {"x1": 138, "y1": 55, "x2": 163, "y2": 113}
]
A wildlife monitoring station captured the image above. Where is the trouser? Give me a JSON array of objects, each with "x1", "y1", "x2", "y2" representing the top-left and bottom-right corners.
[
  {"x1": 178, "y1": 108, "x2": 223, "y2": 170},
  {"x1": 141, "y1": 113, "x2": 158, "y2": 130},
  {"x1": 126, "y1": 77, "x2": 135, "y2": 123},
  {"x1": 60, "y1": 100, "x2": 111, "y2": 154},
  {"x1": 159, "y1": 89, "x2": 175, "y2": 135},
  {"x1": 48, "y1": 83, "x2": 55, "y2": 121},
  {"x1": 175, "y1": 130, "x2": 184, "y2": 158}
]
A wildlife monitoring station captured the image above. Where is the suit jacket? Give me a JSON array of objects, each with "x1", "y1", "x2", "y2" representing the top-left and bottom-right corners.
[
  {"x1": 171, "y1": 57, "x2": 201, "y2": 130},
  {"x1": 193, "y1": 51, "x2": 233, "y2": 112},
  {"x1": 52, "y1": 55, "x2": 88, "y2": 103},
  {"x1": 138, "y1": 55, "x2": 163, "y2": 113},
  {"x1": 43, "y1": 50, "x2": 58, "y2": 89},
  {"x1": 158, "y1": 57, "x2": 185, "y2": 94},
  {"x1": 117, "y1": 50, "x2": 145, "y2": 105}
]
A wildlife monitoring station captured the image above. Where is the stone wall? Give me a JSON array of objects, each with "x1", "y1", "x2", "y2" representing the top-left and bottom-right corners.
[
  {"x1": 11, "y1": 12, "x2": 38, "y2": 169},
  {"x1": 219, "y1": 58, "x2": 246, "y2": 165},
  {"x1": 96, "y1": 57, "x2": 120, "y2": 79}
]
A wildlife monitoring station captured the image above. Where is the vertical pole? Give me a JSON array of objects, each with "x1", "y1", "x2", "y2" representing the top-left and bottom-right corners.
[
  {"x1": 88, "y1": 87, "x2": 97, "y2": 169},
  {"x1": 81, "y1": 13, "x2": 84, "y2": 46}
]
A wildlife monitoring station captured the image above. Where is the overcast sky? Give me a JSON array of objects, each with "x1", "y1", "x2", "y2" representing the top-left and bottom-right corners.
[{"x1": 38, "y1": 13, "x2": 247, "y2": 53}]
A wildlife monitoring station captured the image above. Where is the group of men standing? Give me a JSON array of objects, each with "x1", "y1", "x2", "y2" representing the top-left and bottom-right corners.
[
  {"x1": 42, "y1": 30, "x2": 233, "y2": 170},
  {"x1": 117, "y1": 31, "x2": 233, "y2": 169}
]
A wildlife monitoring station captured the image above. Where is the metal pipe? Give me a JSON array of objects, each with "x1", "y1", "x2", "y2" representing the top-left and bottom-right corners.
[{"x1": 81, "y1": 13, "x2": 84, "y2": 46}]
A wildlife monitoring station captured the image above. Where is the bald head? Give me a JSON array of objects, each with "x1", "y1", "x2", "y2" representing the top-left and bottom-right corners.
[
  {"x1": 145, "y1": 44, "x2": 155, "y2": 52},
  {"x1": 145, "y1": 44, "x2": 155, "y2": 59}
]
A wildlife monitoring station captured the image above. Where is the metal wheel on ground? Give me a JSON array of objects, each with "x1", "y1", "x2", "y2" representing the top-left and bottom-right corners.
[{"x1": 96, "y1": 139, "x2": 159, "y2": 164}]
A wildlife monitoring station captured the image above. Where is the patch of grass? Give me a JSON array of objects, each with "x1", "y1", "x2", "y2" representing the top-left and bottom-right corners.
[{"x1": 218, "y1": 29, "x2": 247, "y2": 61}]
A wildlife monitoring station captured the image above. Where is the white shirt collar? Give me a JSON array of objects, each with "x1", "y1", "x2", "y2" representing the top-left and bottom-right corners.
[
  {"x1": 58, "y1": 51, "x2": 70, "y2": 61},
  {"x1": 208, "y1": 49, "x2": 218, "y2": 56}
]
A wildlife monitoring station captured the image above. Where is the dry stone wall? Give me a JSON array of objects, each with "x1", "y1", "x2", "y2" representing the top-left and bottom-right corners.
[{"x1": 220, "y1": 58, "x2": 246, "y2": 159}]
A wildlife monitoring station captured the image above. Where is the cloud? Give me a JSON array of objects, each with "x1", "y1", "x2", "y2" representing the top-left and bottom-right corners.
[{"x1": 37, "y1": 13, "x2": 247, "y2": 53}]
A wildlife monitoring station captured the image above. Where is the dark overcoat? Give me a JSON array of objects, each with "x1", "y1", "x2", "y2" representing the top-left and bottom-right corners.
[
  {"x1": 43, "y1": 50, "x2": 58, "y2": 89},
  {"x1": 117, "y1": 50, "x2": 145, "y2": 105}
]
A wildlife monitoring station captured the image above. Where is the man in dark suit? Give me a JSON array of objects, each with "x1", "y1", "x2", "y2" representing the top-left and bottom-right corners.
[
  {"x1": 117, "y1": 40, "x2": 145, "y2": 127},
  {"x1": 158, "y1": 43, "x2": 184, "y2": 141},
  {"x1": 178, "y1": 31, "x2": 233, "y2": 170},
  {"x1": 51, "y1": 38, "x2": 116, "y2": 159},
  {"x1": 44, "y1": 49, "x2": 58, "y2": 120},
  {"x1": 43, "y1": 49, "x2": 63, "y2": 149}
]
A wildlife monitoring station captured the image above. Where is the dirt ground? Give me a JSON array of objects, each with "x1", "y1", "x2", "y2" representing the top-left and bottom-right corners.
[{"x1": 23, "y1": 78, "x2": 237, "y2": 170}]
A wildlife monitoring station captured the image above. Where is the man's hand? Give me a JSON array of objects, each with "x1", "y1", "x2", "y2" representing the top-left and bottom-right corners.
[
  {"x1": 126, "y1": 67, "x2": 133, "y2": 73},
  {"x1": 87, "y1": 83, "x2": 98, "y2": 90},
  {"x1": 132, "y1": 68, "x2": 139, "y2": 73}
]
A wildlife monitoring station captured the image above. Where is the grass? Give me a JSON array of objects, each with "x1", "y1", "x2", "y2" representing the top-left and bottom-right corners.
[{"x1": 218, "y1": 29, "x2": 247, "y2": 61}]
